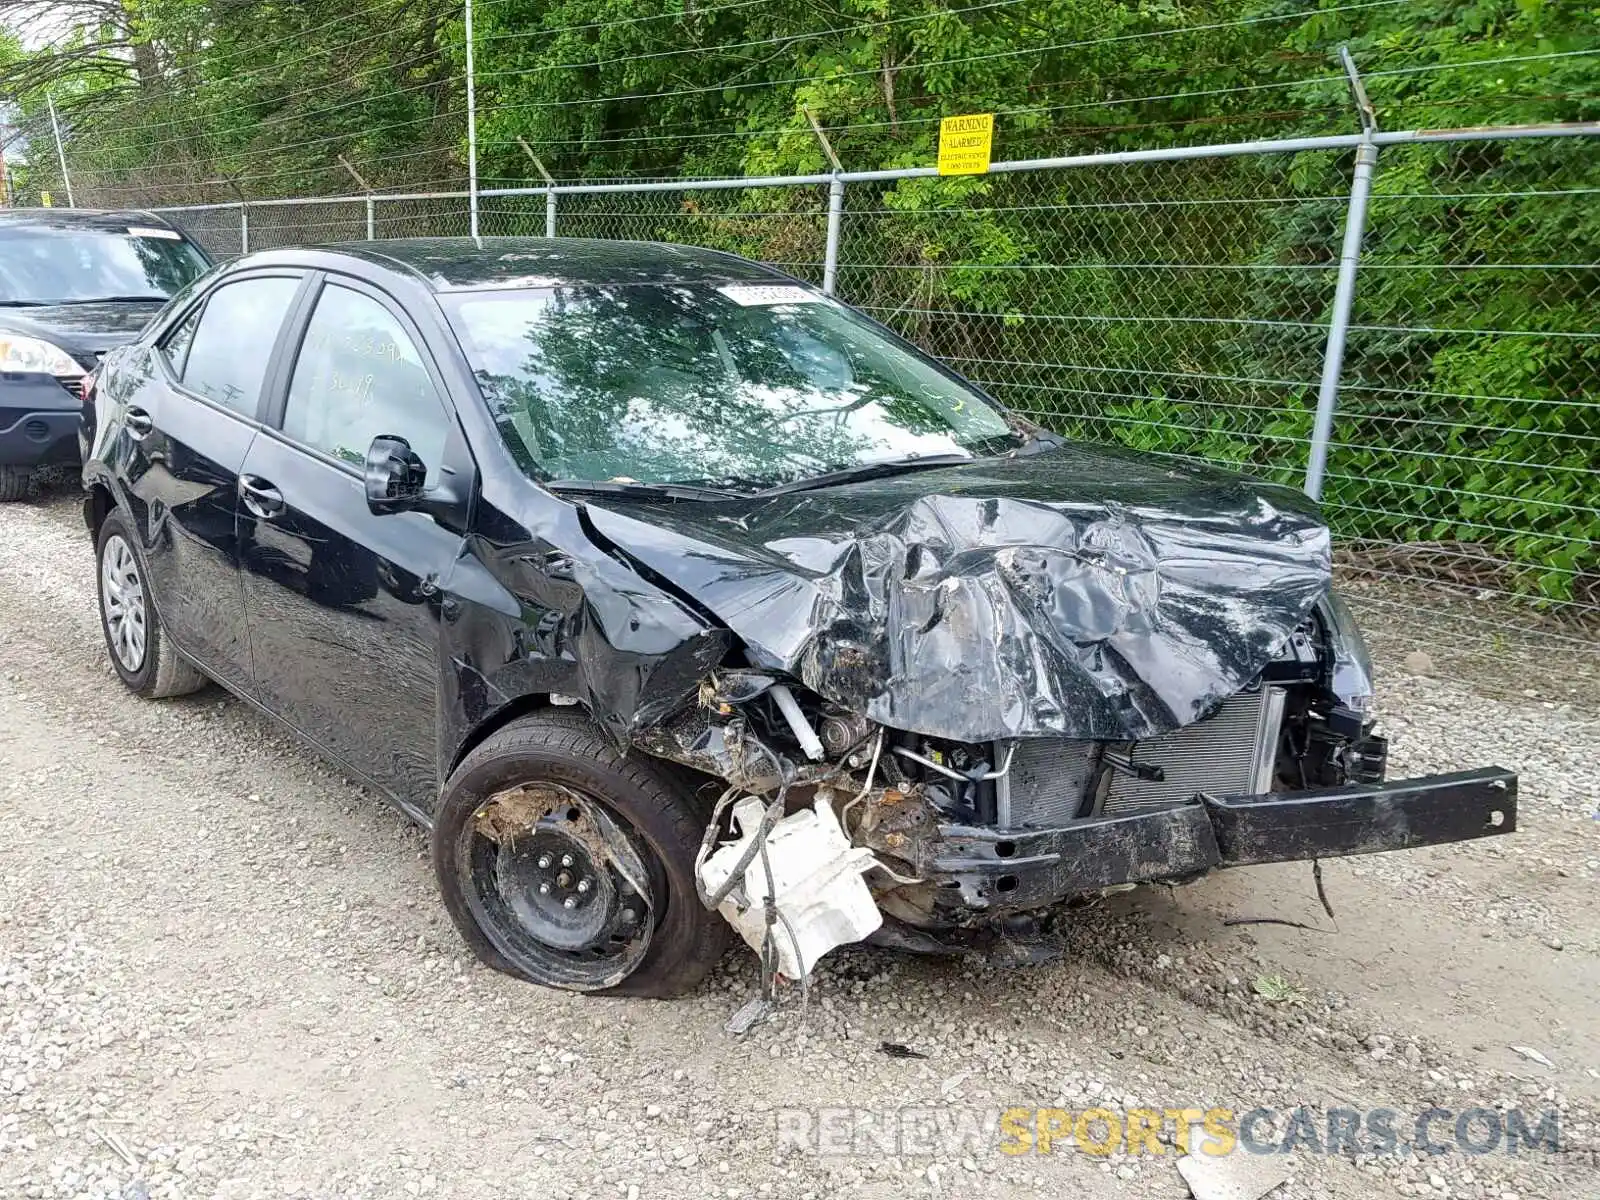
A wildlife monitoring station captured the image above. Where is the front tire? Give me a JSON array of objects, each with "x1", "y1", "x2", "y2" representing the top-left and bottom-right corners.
[
  {"x1": 0, "y1": 466, "x2": 30, "y2": 502},
  {"x1": 95, "y1": 510, "x2": 208, "y2": 698},
  {"x1": 432, "y1": 710, "x2": 729, "y2": 998}
]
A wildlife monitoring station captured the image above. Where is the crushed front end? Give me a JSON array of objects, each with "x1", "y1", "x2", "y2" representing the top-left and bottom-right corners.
[
  {"x1": 570, "y1": 450, "x2": 1517, "y2": 973},
  {"x1": 650, "y1": 594, "x2": 1516, "y2": 967}
]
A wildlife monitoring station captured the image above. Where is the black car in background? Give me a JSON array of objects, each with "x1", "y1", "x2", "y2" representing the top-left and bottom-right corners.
[
  {"x1": 0, "y1": 209, "x2": 211, "y2": 500},
  {"x1": 80, "y1": 237, "x2": 1516, "y2": 998}
]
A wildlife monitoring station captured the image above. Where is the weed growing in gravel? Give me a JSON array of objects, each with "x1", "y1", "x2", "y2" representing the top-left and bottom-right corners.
[{"x1": 1251, "y1": 973, "x2": 1308, "y2": 1005}]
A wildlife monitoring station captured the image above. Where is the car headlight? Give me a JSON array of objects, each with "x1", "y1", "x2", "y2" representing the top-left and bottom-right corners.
[
  {"x1": 0, "y1": 334, "x2": 83, "y2": 377},
  {"x1": 1320, "y1": 591, "x2": 1376, "y2": 716}
]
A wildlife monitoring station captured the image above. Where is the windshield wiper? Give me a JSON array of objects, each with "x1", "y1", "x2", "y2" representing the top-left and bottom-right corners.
[
  {"x1": 56, "y1": 294, "x2": 170, "y2": 304},
  {"x1": 750, "y1": 454, "x2": 976, "y2": 497},
  {"x1": 545, "y1": 479, "x2": 740, "y2": 502}
]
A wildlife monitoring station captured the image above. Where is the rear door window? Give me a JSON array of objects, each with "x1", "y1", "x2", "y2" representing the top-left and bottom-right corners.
[{"x1": 178, "y1": 277, "x2": 301, "y2": 417}]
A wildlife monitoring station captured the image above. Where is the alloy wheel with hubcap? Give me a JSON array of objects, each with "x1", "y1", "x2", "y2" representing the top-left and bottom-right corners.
[
  {"x1": 94, "y1": 510, "x2": 208, "y2": 699},
  {"x1": 100, "y1": 533, "x2": 148, "y2": 673}
]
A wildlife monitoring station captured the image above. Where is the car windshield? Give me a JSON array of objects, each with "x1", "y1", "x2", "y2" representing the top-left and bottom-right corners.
[
  {"x1": 0, "y1": 225, "x2": 210, "y2": 304},
  {"x1": 443, "y1": 282, "x2": 1015, "y2": 489}
]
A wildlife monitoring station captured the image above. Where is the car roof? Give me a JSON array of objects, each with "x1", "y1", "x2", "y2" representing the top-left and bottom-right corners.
[
  {"x1": 0, "y1": 208, "x2": 184, "y2": 234},
  {"x1": 244, "y1": 236, "x2": 790, "y2": 291}
]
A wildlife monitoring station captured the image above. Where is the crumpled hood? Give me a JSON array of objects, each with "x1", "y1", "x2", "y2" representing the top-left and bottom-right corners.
[
  {"x1": 580, "y1": 442, "x2": 1332, "y2": 743},
  {"x1": 0, "y1": 301, "x2": 163, "y2": 362}
]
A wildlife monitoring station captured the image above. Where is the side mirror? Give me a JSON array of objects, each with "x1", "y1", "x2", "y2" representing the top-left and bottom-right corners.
[{"x1": 364, "y1": 435, "x2": 428, "y2": 515}]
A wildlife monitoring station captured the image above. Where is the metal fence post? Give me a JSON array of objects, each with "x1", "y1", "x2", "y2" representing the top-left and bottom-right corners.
[
  {"x1": 464, "y1": 0, "x2": 479, "y2": 240},
  {"x1": 239, "y1": 202, "x2": 249, "y2": 254},
  {"x1": 546, "y1": 189, "x2": 557, "y2": 237},
  {"x1": 1304, "y1": 142, "x2": 1376, "y2": 500},
  {"x1": 1306, "y1": 48, "x2": 1380, "y2": 502},
  {"x1": 47, "y1": 93, "x2": 75, "y2": 207},
  {"x1": 822, "y1": 175, "x2": 845, "y2": 296},
  {"x1": 366, "y1": 195, "x2": 376, "y2": 240}
]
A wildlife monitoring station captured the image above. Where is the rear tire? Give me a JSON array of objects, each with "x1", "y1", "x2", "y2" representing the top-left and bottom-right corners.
[
  {"x1": 95, "y1": 510, "x2": 208, "y2": 699},
  {"x1": 0, "y1": 466, "x2": 30, "y2": 502},
  {"x1": 432, "y1": 710, "x2": 730, "y2": 998}
]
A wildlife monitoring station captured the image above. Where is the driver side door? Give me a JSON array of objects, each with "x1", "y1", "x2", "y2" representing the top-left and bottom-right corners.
[{"x1": 236, "y1": 273, "x2": 472, "y2": 816}]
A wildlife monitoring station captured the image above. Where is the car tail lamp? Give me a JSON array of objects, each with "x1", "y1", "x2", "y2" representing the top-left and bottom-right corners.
[
  {"x1": 0, "y1": 334, "x2": 82, "y2": 377},
  {"x1": 81, "y1": 371, "x2": 98, "y2": 404}
]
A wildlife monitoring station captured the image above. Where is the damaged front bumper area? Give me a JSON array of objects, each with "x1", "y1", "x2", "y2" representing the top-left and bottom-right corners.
[{"x1": 877, "y1": 767, "x2": 1517, "y2": 917}]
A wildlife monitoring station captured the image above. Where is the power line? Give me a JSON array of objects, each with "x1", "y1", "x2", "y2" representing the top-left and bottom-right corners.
[
  {"x1": 487, "y1": 49, "x2": 1593, "y2": 165},
  {"x1": 477, "y1": 0, "x2": 1033, "y2": 82},
  {"x1": 104, "y1": 0, "x2": 1022, "y2": 162},
  {"x1": 64, "y1": 42, "x2": 461, "y2": 153},
  {"x1": 478, "y1": 0, "x2": 1413, "y2": 115},
  {"x1": 1365, "y1": 47, "x2": 1600, "y2": 79},
  {"x1": 23, "y1": 0, "x2": 424, "y2": 97},
  {"x1": 482, "y1": 52, "x2": 1336, "y2": 154},
  {"x1": 474, "y1": 0, "x2": 772, "y2": 43},
  {"x1": 77, "y1": 0, "x2": 1341, "y2": 181}
]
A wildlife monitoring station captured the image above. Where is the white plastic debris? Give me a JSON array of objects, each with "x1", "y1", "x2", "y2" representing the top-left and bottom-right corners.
[
  {"x1": 1177, "y1": 1150, "x2": 1289, "y2": 1200},
  {"x1": 698, "y1": 794, "x2": 882, "y2": 979},
  {"x1": 1510, "y1": 1044, "x2": 1555, "y2": 1069}
]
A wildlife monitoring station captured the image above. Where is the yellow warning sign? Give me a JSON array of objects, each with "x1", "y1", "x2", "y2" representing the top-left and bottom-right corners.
[{"x1": 937, "y1": 113, "x2": 994, "y2": 175}]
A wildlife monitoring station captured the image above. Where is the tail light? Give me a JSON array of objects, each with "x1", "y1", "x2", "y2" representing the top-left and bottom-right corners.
[{"x1": 81, "y1": 371, "x2": 97, "y2": 404}]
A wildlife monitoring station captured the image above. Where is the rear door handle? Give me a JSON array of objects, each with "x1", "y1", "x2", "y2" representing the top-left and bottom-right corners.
[
  {"x1": 239, "y1": 474, "x2": 285, "y2": 519},
  {"x1": 124, "y1": 406, "x2": 154, "y2": 439}
]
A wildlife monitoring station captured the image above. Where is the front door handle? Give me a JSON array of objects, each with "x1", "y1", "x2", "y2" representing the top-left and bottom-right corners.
[
  {"x1": 124, "y1": 406, "x2": 154, "y2": 439},
  {"x1": 239, "y1": 474, "x2": 285, "y2": 519}
]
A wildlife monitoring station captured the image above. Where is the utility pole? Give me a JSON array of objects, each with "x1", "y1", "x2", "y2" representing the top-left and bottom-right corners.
[
  {"x1": 47, "y1": 93, "x2": 75, "y2": 207},
  {"x1": 464, "y1": 0, "x2": 479, "y2": 239}
]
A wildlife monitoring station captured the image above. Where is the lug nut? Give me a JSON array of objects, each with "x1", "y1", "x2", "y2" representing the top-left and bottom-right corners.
[
  {"x1": 560, "y1": 854, "x2": 575, "y2": 868},
  {"x1": 537, "y1": 854, "x2": 552, "y2": 869},
  {"x1": 576, "y1": 879, "x2": 591, "y2": 894},
  {"x1": 620, "y1": 908, "x2": 637, "y2": 925},
  {"x1": 538, "y1": 882, "x2": 551, "y2": 895},
  {"x1": 563, "y1": 896, "x2": 578, "y2": 909}
]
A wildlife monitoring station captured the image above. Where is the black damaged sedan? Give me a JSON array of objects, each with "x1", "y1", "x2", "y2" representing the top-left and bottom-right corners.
[{"x1": 81, "y1": 238, "x2": 1516, "y2": 997}]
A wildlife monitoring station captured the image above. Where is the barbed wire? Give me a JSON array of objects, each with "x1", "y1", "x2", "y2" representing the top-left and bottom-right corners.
[
  {"x1": 473, "y1": 0, "x2": 774, "y2": 43},
  {"x1": 475, "y1": 0, "x2": 1037, "y2": 81},
  {"x1": 476, "y1": 0, "x2": 1416, "y2": 115}
]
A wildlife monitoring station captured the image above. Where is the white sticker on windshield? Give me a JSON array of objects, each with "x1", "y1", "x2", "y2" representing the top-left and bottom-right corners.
[
  {"x1": 717, "y1": 284, "x2": 827, "y2": 307},
  {"x1": 128, "y1": 226, "x2": 182, "y2": 240}
]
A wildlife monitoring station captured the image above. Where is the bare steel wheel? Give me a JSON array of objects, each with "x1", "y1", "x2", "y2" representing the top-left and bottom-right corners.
[
  {"x1": 433, "y1": 709, "x2": 730, "y2": 998},
  {"x1": 94, "y1": 510, "x2": 207, "y2": 699},
  {"x1": 461, "y1": 784, "x2": 660, "y2": 989}
]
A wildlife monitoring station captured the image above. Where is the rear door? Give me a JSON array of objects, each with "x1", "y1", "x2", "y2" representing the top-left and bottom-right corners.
[
  {"x1": 236, "y1": 274, "x2": 471, "y2": 814},
  {"x1": 116, "y1": 271, "x2": 307, "y2": 694}
]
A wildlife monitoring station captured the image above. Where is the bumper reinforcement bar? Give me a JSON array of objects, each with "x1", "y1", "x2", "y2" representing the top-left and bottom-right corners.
[{"x1": 921, "y1": 767, "x2": 1517, "y2": 911}]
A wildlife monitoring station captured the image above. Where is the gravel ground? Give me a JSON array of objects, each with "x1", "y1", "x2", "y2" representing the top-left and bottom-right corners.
[{"x1": 1, "y1": 481, "x2": 1596, "y2": 1200}]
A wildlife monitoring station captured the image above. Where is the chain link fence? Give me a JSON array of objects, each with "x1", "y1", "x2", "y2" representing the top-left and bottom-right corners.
[
  {"x1": 1327, "y1": 144, "x2": 1598, "y2": 662},
  {"x1": 541, "y1": 185, "x2": 830, "y2": 287},
  {"x1": 147, "y1": 126, "x2": 1598, "y2": 674},
  {"x1": 836, "y1": 155, "x2": 1350, "y2": 500}
]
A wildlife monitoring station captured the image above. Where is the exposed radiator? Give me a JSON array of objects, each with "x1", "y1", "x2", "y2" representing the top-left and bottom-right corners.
[{"x1": 1001, "y1": 686, "x2": 1285, "y2": 827}]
